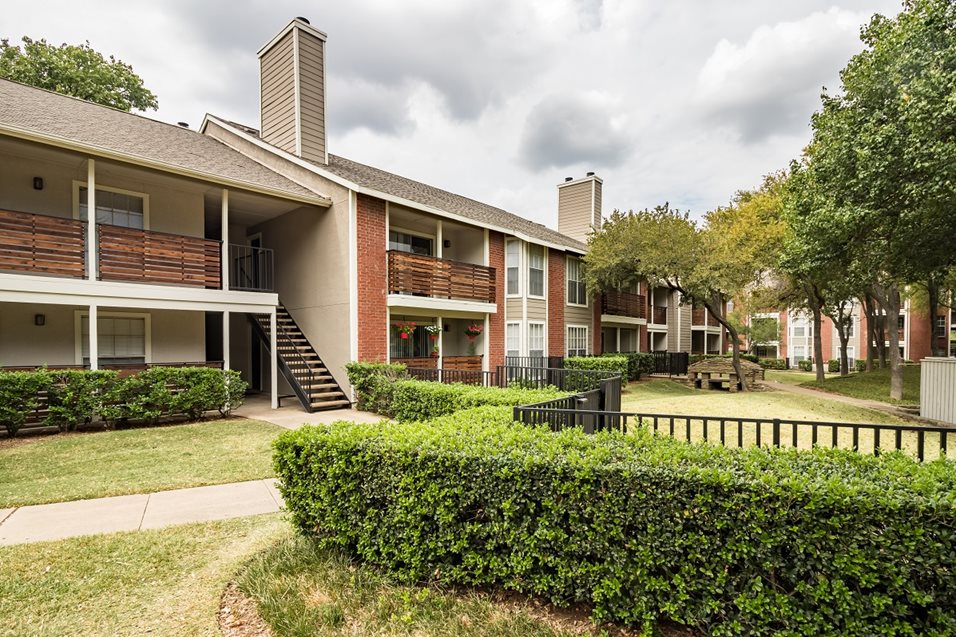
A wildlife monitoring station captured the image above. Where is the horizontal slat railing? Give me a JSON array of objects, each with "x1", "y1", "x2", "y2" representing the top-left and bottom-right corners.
[
  {"x1": 0, "y1": 209, "x2": 86, "y2": 278},
  {"x1": 651, "y1": 306, "x2": 668, "y2": 325},
  {"x1": 443, "y1": 355, "x2": 483, "y2": 370},
  {"x1": 98, "y1": 224, "x2": 221, "y2": 288},
  {"x1": 692, "y1": 308, "x2": 720, "y2": 327},
  {"x1": 388, "y1": 251, "x2": 496, "y2": 303},
  {"x1": 601, "y1": 290, "x2": 646, "y2": 319}
]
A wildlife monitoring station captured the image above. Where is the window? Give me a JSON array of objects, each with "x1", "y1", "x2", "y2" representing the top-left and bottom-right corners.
[
  {"x1": 566, "y1": 257, "x2": 587, "y2": 306},
  {"x1": 793, "y1": 324, "x2": 805, "y2": 338},
  {"x1": 936, "y1": 316, "x2": 947, "y2": 338},
  {"x1": 389, "y1": 230, "x2": 433, "y2": 256},
  {"x1": 78, "y1": 186, "x2": 146, "y2": 229},
  {"x1": 898, "y1": 315, "x2": 906, "y2": 330},
  {"x1": 80, "y1": 315, "x2": 148, "y2": 365},
  {"x1": 528, "y1": 244, "x2": 545, "y2": 297},
  {"x1": 791, "y1": 345, "x2": 807, "y2": 366},
  {"x1": 527, "y1": 322, "x2": 544, "y2": 358},
  {"x1": 847, "y1": 319, "x2": 855, "y2": 338},
  {"x1": 567, "y1": 326, "x2": 588, "y2": 357},
  {"x1": 389, "y1": 320, "x2": 435, "y2": 359},
  {"x1": 846, "y1": 346, "x2": 856, "y2": 367},
  {"x1": 505, "y1": 240, "x2": 520, "y2": 296},
  {"x1": 506, "y1": 322, "x2": 521, "y2": 357}
]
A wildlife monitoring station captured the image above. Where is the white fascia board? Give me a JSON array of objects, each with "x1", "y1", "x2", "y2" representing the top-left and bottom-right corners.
[
  {"x1": 0, "y1": 124, "x2": 331, "y2": 208},
  {"x1": 600, "y1": 315, "x2": 647, "y2": 326},
  {"x1": 387, "y1": 294, "x2": 496, "y2": 315},
  {"x1": 207, "y1": 115, "x2": 584, "y2": 253},
  {"x1": 647, "y1": 324, "x2": 668, "y2": 332},
  {"x1": 0, "y1": 273, "x2": 277, "y2": 312}
]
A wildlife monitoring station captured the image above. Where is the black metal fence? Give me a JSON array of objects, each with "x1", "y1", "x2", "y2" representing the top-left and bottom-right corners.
[
  {"x1": 652, "y1": 352, "x2": 689, "y2": 375},
  {"x1": 406, "y1": 367, "x2": 498, "y2": 386},
  {"x1": 406, "y1": 365, "x2": 621, "y2": 394},
  {"x1": 504, "y1": 356, "x2": 565, "y2": 369},
  {"x1": 510, "y1": 406, "x2": 954, "y2": 462}
]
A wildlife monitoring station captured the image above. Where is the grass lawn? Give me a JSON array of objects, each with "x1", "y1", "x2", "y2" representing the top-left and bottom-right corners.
[
  {"x1": 238, "y1": 535, "x2": 668, "y2": 637},
  {"x1": 763, "y1": 369, "x2": 837, "y2": 385},
  {"x1": 0, "y1": 514, "x2": 287, "y2": 637},
  {"x1": 801, "y1": 366, "x2": 921, "y2": 407},
  {"x1": 0, "y1": 418, "x2": 283, "y2": 508}
]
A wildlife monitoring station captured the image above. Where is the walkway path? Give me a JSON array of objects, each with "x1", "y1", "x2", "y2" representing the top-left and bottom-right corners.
[
  {"x1": 0, "y1": 479, "x2": 284, "y2": 546},
  {"x1": 234, "y1": 394, "x2": 383, "y2": 429},
  {"x1": 761, "y1": 380, "x2": 921, "y2": 422}
]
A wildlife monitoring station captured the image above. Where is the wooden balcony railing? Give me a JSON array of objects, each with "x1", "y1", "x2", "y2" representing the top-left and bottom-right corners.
[
  {"x1": 692, "y1": 308, "x2": 720, "y2": 327},
  {"x1": 98, "y1": 225, "x2": 221, "y2": 289},
  {"x1": 388, "y1": 250, "x2": 495, "y2": 303},
  {"x1": 443, "y1": 355, "x2": 483, "y2": 370},
  {"x1": 601, "y1": 290, "x2": 646, "y2": 319},
  {"x1": 0, "y1": 209, "x2": 86, "y2": 278},
  {"x1": 650, "y1": 305, "x2": 668, "y2": 325}
]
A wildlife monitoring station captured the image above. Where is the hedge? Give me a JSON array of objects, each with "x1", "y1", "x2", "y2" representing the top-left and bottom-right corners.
[
  {"x1": 345, "y1": 362, "x2": 407, "y2": 411},
  {"x1": 360, "y1": 377, "x2": 565, "y2": 422},
  {"x1": 856, "y1": 359, "x2": 868, "y2": 372},
  {"x1": 566, "y1": 355, "x2": 628, "y2": 380},
  {"x1": 275, "y1": 408, "x2": 956, "y2": 636},
  {"x1": 0, "y1": 367, "x2": 246, "y2": 436},
  {"x1": 758, "y1": 357, "x2": 788, "y2": 370},
  {"x1": 690, "y1": 353, "x2": 759, "y2": 365},
  {"x1": 597, "y1": 352, "x2": 655, "y2": 381},
  {"x1": 828, "y1": 359, "x2": 841, "y2": 373},
  {"x1": 798, "y1": 359, "x2": 813, "y2": 372}
]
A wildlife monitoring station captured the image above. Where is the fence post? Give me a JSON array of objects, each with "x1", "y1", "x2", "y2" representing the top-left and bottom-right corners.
[
  {"x1": 513, "y1": 405, "x2": 520, "y2": 423},
  {"x1": 772, "y1": 418, "x2": 780, "y2": 447}
]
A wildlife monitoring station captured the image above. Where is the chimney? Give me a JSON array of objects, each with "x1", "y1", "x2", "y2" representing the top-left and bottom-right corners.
[
  {"x1": 258, "y1": 17, "x2": 328, "y2": 164},
  {"x1": 557, "y1": 173, "x2": 602, "y2": 243}
]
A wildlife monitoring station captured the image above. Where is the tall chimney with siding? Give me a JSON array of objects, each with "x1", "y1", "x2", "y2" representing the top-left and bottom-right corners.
[
  {"x1": 258, "y1": 17, "x2": 328, "y2": 164},
  {"x1": 557, "y1": 173, "x2": 602, "y2": 243}
]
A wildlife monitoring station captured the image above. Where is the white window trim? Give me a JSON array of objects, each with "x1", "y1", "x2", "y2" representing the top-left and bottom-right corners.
[
  {"x1": 527, "y1": 320, "x2": 546, "y2": 357},
  {"x1": 74, "y1": 310, "x2": 153, "y2": 365},
  {"x1": 505, "y1": 320, "x2": 522, "y2": 357},
  {"x1": 72, "y1": 180, "x2": 151, "y2": 229},
  {"x1": 505, "y1": 238, "x2": 522, "y2": 298},
  {"x1": 566, "y1": 324, "x2": 589, "y2": 357},
  {"x1": 527, "y1": 244, "x2": 547, "y2": 300},
  {"x1": 566, "y1": 256, "x2": 588, "y2": 308}
]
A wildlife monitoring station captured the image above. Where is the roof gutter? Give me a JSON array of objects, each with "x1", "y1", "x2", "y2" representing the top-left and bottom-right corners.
[
  {"x1": 202, "y1": 114, "x2": 586, "y2": 254},
  {"x1": 0, "y1": 123, "x2": 333, "y2": 208}
]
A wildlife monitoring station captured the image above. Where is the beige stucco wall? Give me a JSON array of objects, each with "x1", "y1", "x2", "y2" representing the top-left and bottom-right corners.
[{"x1": 0, "y1": 303, "x2": 204, "y2": 367}]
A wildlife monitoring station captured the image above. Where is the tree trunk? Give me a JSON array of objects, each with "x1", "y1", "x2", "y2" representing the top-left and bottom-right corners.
[
  {"x1": 823, "y1": 301, "x2": 852, "y2": 376},
  {"x1": 837, "y1": 325, "x2": 850, "y2": 376},
  {"x1": 807, "y1": 286, "x2": 825, "y2": 382},
  {"x1": 928, "y1": 274, "x2": 942, "y2": 357},
  {"x1": 873, "y1": 283, "x2": 904, "y2": 401},
  {"x1": 862, "y1": 295, "x2": 877, "y2": 372},
  {"x1": 699, "y1": 294, "x2": 749, "y2": 392}
]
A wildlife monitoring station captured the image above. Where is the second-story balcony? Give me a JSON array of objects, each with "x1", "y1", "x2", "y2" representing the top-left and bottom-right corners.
[
  {"x1": 0, "y1": 209, "x2": 274, "y2": 292},
  {"x1": 692, "y1": 307, "x2": 720, "y2": 327},
  {"x1": 601, "y1": 290, "x2": 646, "y2": 319},
  {"x1": 387, "y1": 250, "x2": 496, "y2": 304},
  {"x1": 650, "y1": 305, "x2": 668, "y2": 325}
]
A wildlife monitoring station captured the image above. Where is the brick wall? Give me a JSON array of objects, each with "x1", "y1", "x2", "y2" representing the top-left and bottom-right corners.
[
  {"x1": 548, "y1": 250, "x2": 565, "y2": 356},
  {"x1": 356, "y1": 194, "x2": 387, "y2": 362},
  {"x1": 488, "y1": 231, "x2": 505, "y2": 369}
]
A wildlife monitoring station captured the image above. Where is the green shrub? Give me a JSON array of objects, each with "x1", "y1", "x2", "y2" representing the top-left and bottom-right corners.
[
  {"x1": 0, "y1": 369, "x2": 52, "y2": 437},
  {"x1": 46, "y1": 370, "x2": 117, "y2": 432},
  {"x1": 758, "y1": 357, "x2": 788, "y2": 370},
  {"x1": 855, "y1": 359, "x2": 868, "y2": 372},
  {"x1": 565, "y1": 356, "x2": 627, "y2": 390},
  {"x1": 275, "y1": 410, "x2": 956, "y2": 636},
  {"x1": 600, "y1": 352, "x2": 655, "y2": 380},
  {"x1": 828, "y1": 359, "x2": 841, "y2": 373},
  {"x1": 798, "y1": 359, "x2": 813, "y2": 372},
  {"x1": 385, "y1": 380, "x2": 565, "y2": 422},
  {"x1": 345, "y1": 362, "x2": 406, "y2": 411}
]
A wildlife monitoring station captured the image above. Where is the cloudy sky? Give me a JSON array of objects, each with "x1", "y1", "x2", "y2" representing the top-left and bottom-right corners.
[{"x1": 6, "y1": 0, "x2": 900, "y2": 228}]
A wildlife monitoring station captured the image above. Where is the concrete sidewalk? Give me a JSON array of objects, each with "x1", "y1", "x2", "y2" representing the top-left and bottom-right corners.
[
  {"x1": 0, "y1": 479, "x2": 284, "y2": 546},
  {"x1": 234, "y1": 393, "x2": 384, "y2": 429}
]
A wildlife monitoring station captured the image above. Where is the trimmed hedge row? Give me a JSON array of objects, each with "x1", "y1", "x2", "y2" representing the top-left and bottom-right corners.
[
  {"x1": 345, "y1": 362, "x2": 565, "y2": 422},
  {"x1": 565, "y1": 355, "x2": 629, "y2": 380},
  {"x1": 798, "y1": 359, "x2": 813, "y2": 372},
  {"x1": 0, "y1": 367, "x2": 246, "y2": 436},
  {"x1": 275, "y1": 408, "x2": 956, "y2": 636},
  {"x1": 758, "y1": 357, "x2": 788, "y2": 370}
]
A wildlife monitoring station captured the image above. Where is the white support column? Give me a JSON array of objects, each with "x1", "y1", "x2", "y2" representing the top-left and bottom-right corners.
[
  {"x1": 86, "y1": 159, "x2": 96, "y2": 281},
  {"x1": 437, "y1": 315, "x2": 443, "y2": 370},
  {"x1": 221, "y1": 189, "x2": 229, "y2": 291},
  {"x1": 270, "y1": 309, "x2": 278, "y2": 409},
  {"x1": 88, "y1": 304, "x2": 99, "y2": 370},
  {"x1": 222, "y1": 311, "x2": 231, "y2": 370},
  {"x1": 436, "y1": 220, "x2": 443, "y2": 259},
  {"x1": 483, "y1": 314, "x2": 490, "y2": 373}
]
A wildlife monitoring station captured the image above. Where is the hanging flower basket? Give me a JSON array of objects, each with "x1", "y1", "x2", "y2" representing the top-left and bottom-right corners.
[
  {"x1": 394, "y1": 321, "x2": 416, "y2": 340},
  {"x1": 425, "y1": 325, "x2": 442, "y2": 342},
  {"x1": 464, "y1": 322, "x2": 483, "y2": 340}
]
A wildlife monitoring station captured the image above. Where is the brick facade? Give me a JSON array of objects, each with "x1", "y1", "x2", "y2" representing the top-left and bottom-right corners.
[
  {"x1": 488, "y1": 231, "x2": 505, "y2": 369},
  {"x1": 548, "y1": 250, "x2": 565, "y2": 356},
  {"x1": 356, "y1": 194, "x2": 388, "y2": 362}
]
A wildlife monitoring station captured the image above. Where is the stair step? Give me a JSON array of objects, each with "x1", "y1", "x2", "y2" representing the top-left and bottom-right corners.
[
  {"x1": 309, "y1": 399, "x2": 351, "y2": 409},
  {"x1": 301, "y1": 382, "x2": 340, "y2": 390}
]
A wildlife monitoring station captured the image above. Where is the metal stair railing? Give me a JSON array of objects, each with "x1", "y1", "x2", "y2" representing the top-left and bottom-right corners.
[{"x1": 248, "y1": 314, "x2": 317, "y2": 413}]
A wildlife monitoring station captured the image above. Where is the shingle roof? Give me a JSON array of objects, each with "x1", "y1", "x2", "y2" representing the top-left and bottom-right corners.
[
  {"x1": 0, "y1": 79, "x2": 323, "y2": 203},
  {"x1": 221, "y1": 118, "x2": 587, "y2": 252}
]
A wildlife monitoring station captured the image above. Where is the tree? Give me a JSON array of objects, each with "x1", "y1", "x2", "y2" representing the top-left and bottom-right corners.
[
  {"x1": 807, "y1": 0, "x2": 956, "y2": 399},
  {"x1": 0, "y1": 37, "x2": 157, "y2": 111},
  {"x1": 585, "y1": 177, "x2": 784, "y2": 391}
]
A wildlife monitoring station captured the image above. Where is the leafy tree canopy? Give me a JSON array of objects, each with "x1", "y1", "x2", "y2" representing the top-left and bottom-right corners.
[{"x1": 0, "y1": 36, "x2": 158, "y2": 111}]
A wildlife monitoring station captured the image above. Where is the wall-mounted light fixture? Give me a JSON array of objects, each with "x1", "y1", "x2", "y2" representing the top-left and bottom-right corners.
[
  {"x1": 34, "y1": 314, "x2": 46, "y2": 326},
  {"x1": 443, "y1": 239, "x2": 451, "y2": 249},
  {"x1": 443, "y1": 323, "x2": 450, "y2": 332},
  {"x1": 33, "y1": 177, "x2": 44, "y2": 190}
]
